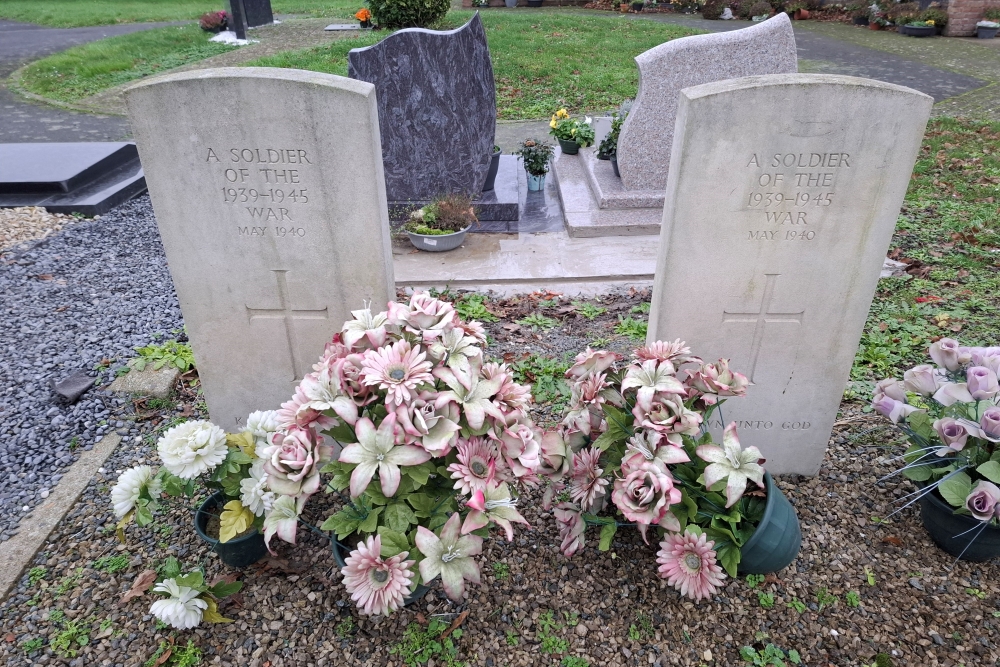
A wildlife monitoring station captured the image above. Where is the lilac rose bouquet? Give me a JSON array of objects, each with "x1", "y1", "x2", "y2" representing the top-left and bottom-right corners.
[
  {"x1": 539, "y1": 341, "x2": 774, "y2": 602},
  {"x1": 872, "y1": 338, "x2": 1000, "y2": 527},
  {"x1": 264, "y1": 292, "x2": 540, "y2": 616}
]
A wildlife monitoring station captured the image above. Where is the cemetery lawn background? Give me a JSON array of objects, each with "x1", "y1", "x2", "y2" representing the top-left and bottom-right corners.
[
  {"x1": 0, "y1": 0, "x2": 360, "y2": 28},
  {"x1": 12, "y1": 11, "x2": 699, "y2": 118},
  {"x1": 2, "y1": 119, "x2": 1000, "y2": 665}
]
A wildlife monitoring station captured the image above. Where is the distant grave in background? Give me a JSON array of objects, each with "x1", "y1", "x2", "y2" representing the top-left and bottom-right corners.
[{"x1": 0, "y1": 143, "x2": 146, "y2": 215}]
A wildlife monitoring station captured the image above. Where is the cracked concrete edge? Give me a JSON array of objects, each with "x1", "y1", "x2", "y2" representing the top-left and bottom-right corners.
[{"x1": 0, "y1": 433, "x2": 122, "y2": 604}]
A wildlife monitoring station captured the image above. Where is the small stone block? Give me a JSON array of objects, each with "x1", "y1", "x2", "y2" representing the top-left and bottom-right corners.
[{"x1": 108, "y1": 365, "x2": 181, "y2": 399}]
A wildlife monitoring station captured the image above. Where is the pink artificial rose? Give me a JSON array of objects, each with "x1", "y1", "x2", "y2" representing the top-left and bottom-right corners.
[
  {"x1": 967, "y1": 366, "x2": 999, "y2": 400},
  {"x1": 553, "y1": 502, "x2": 586, "y2": 557},
  {"x1": 933, "y1": 417, "x2": 970, "y2": 453},
  {"x1": 981, "y1": 407, "x2": 1000, "y2": 439},
  {"x1": 903, "y1": 364, "x2": 939, "y2": 396},
  {"x1": 262, "y1": 425, "x2": 333, "y2": 497},
  {"x1": 610, "y1": 461, "x2": 681, "y2": 543},
  {"x1": 499, "y1": 424, "x2": 542, "y2": 477},
  {"x1": 969, "y1": 348, "x2": 1000, "y2": 376},
  {"x1": 565, "y1": 348, "x2": 618, "y2": 381},
  {"x1": 875, "y1": 378, "x2": 907, "y2": 403},
  {"x1": 965, "y1": 480, "x2": 1000, "y2": 522},
  {"x1": 933, "y1": 382, "x2": 974, "y2": 407},
  {"x1": 632, "y1": 395, "x2": 702, "y2": 438},
  {"x1": 872, "y1": 395, "x2": 917, "y2": 424},
  {"x1": 929, "y1": 338, "x2": 967, "y2": 371},
  {"x1": 387, "y1": 292, "x2": 457, "y2": 340},
  {"x1": 687, "y1": 359, "x2": 750, "y2": 400}
]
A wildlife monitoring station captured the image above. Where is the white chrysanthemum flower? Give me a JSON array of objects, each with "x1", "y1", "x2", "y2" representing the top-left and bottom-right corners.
[
  {"x1": 246, "y1": 410, "x2": 281, "y2": 448},
  {"x1": 240, "y1": 460, "x2": 275, "y2": 517},
  {"x1": 110, "y1": 465, "x2": 161, "y2": 518},
  {"x1": 157, "y1": 420, "x2": 228, "y2": 479},
  {"x1": 149, "y1": 579, "x2": 208, "y2": 629}
]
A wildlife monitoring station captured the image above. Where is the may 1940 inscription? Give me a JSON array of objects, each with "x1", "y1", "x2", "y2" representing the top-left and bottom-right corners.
[
  {"x1": 205, "y1": 147, "x2": 314, "y2": 237},
  {"x1": 742, "y1": 150, "x2": 852, "y2": 243}
]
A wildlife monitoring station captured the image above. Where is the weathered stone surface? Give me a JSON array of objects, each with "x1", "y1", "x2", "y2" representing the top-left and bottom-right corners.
[
  {"x1": 348, "y1": 13, "x2": 496, "y2": 201},
  {"x1": 126, "y1": 68, "x2": 394, "y2": 431},
  {"x1": 617, "y1": 14, "x2": 797, "y2": 192},
  {"x1": 108, "y1": 365, "x2": 180, "y2": 399},
  {"x1": 648, "y1": 74, "x2": 932, "y2": 475}
]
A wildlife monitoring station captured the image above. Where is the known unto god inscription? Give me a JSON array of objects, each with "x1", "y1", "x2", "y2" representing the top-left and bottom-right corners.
[
  {"x1": 649, "y1": 74, "x2": 931, "y2": 475},
  {"x1": 126, "y1": 68, "x2": 394, "y2": 431}
]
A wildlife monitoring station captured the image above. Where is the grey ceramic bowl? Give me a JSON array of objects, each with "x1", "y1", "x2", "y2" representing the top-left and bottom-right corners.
[{"x1": 406, "y1": 226, "x2": 470, "y2": 252}]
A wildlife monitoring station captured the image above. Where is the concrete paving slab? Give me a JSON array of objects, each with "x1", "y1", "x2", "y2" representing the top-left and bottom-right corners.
[
  {"x1": 0, "y1": 433, "x2": 120, "y2": 603},
  {"x1": 108, "y1": 365, "x2": 180, "y2": 399}
]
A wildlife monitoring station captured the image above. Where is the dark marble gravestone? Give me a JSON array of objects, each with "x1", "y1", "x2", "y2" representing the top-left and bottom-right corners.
[
  {"x1": 349, "y1": 13, "x2": 516, "y2": 221},
  {"x1": 228, "y1": 0, "x2": 273, "y2": 39}
]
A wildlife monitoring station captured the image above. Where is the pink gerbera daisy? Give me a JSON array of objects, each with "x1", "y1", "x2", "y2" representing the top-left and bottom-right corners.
[
  {"x1": 447, "y1": 437, "x2": 498, "y2": 494},
  {"x1": 360, "y1": 340, "x2": 434, "y2": 407},
  {"x1": 655, "y1": 530, "x2": 726, "y2": 601},
  {"x1": 568, "y1": 447, "x2": 608, "y2": 512},
  {"x1": 341, "y1": 535, "x2": 415, "y2": 616}
]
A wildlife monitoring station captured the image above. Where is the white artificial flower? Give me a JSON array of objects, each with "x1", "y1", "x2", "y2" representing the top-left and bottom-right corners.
[
  {"x1": 240, "y1": 460, "x2": 275, "y2": 517},
  {"x1": 245, "y1": 410, "x2": 281, "y2": 448},
  {"x1": 110, "y1": 465, "x2": 161, "y2": 518},
  {"x1": 149, "y1": 579, "x2": 208, "y2": 629},
  {"x1": 157, "y1": 420, "x2": 228, "y2": 479}
]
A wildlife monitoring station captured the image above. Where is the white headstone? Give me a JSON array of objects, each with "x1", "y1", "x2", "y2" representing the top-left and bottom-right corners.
[
  {"x1": 648, "y1": 74, "x2": 932, "y2": 475},
  {"x1": 617, "y1": 14, "x2": 797, "y2": 193},
  {"x1": 126, "y1": 68, "x2": 395, "y2": 431}
]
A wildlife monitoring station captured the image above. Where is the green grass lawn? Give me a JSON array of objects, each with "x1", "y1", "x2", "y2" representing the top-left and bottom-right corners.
[
  {"x1": 15, "y1": 24, "x2": 235, "y2": 103},
  {"x1": 248, "y1": 10, "x2": 698, "y2": 118},
  {"x1": 0, "y1": 0, "x2": 358, "y2": 27},
  {"x1": 853, "y1": 117, "x2": 1000, "y2": 384}
]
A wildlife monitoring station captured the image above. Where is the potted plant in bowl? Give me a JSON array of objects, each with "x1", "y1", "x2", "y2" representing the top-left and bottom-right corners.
[
  {"x1": 404, "y1": 194, "x2": 478, "y2": 252},
  {"x1": 111, "y1": 411, "x2": 284, "y2": 568},
  {"x1": 515, "y1": 138, "x2": 554, "y2": 191},
  {"x1": 848, "y1": 2, "x2": 869, "y2": 24},
  {"x1": 199, "y1": 10, "x2": 229, "y2": 33},
  {"x1": 871, "y1": 338, "x2": 1000, "y2": 561},
  {"x1": 920, "y1": 6, "x2": 947, "y2": 33},
  {"x1": 900, "y1": 19, "x2": 936, "y2": 36},
  {"x1": 262, "y1": 294, "x2": 542, "y2": 615},
  {"x1": 483, "y1": 145, "x2": 502, "y2": 192},
  {"x1": 539, "y1": 341, "x2": 802, "y2": 600},
  {"x1": 597, "y1": 103, "x2": 629, "y2": 176},
  {"x1": 978, "y1": 11, "x2": 1000, "y2": 38},
  {"x1": 549, "y1": 109, "x2": 595, "y2": 156},
  {"x1": 355, "y1": 7, "x2": 373, "y2": 28}
]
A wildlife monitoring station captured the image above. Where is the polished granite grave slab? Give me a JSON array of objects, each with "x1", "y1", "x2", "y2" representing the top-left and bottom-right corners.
[{"x1": 0, "y1": 142, "x2": 146, "y2": 215}]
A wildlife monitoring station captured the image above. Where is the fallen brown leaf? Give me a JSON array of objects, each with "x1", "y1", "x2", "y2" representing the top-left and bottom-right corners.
[
  {"x1": 883, "y1": 535, "x2": 904, "y2": 547},
  {"x1": 119, "y1": 569, "x2": 157, "y2": 605},
  {"x1": 439, "y1": 610, "x2": 470, "y2": 639}
]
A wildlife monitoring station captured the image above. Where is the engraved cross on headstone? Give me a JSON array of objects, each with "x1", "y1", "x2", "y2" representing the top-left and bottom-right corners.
[
  {"x1": 246, "y1": 269, "x2": 328, "y2": 382},
  {"x1": 722, "y1": 273, "x2": 804, "y2": 383}
]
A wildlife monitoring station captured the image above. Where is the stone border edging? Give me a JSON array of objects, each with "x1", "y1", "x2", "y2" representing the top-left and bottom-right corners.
[
  {"x1": 6, "y1": 64, "x2": 125, "y2": 116},
  {"x1": 0, "y1": 433, "x2": 121, "y2": 603}
]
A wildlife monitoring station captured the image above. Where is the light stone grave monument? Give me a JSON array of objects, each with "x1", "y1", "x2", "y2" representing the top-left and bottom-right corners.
[
  {"x1": 126, "y1": 68, "x2": 394, "y2": 431},
  {"x1": 552, "y1": 14, "x2": 797, "y2": 238},
  {"x1": 648, "y1": 73, "x2": 932, "y2": 475}
]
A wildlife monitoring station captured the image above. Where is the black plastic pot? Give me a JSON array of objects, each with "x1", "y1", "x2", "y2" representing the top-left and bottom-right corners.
[
  {"x1": 558, "y1": 138, "x2": 580, "y2": 155},
  {"x1": 194, "y1": 493, "x2": 268, "y2": 569},
  {"x1": 852, "y1": 15, "x2": 869, "y2": 25},
  {"x1": 738, "y1": 473, "x2": 802, "y2": 574},
  {"x1": 631, "y1": 1, "x2": 644, "y2": 10},
  {"x1": 919, "y1": 486, "x2": 1000, "y2": 561},
  {"x1": 978, "y1": 26, "x2": 1000, "y2": 39},
  {"x1": 331, "y1": 537, "x2": 432, "y2": 605},
  {"x1": 900, "y1": 24, "x2": 935, "y2": 37},
  {"x1": 482, "y1": 147, "x2": 501, "y2": 192},
  {"x1": 527, "y1": 0, "x2": 543, "y2": 6},
  {"x1": 610, "y1": 154, "x2": 620, "y2": 178}
]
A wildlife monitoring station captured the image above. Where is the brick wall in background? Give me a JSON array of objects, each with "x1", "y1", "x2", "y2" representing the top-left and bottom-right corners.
[{"x1": 946, "y1": 0, "x2": 1000, "y2": 35}]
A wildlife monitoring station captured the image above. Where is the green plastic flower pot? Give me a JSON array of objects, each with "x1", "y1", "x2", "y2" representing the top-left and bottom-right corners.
[
  {"x1": 558, "y1": 139, "x2": 580, "y2": 155},
  {"x1": 331, "y1": 537, "x2": 431, "y2": 605},
  {"x1": 738, "y1": 472, "x2": 801, "y2": 574},
  {"x1": 194, "y1": 492, "x2": 268, "y2": 569}
]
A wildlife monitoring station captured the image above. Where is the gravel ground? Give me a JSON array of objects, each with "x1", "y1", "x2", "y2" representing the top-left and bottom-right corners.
[
  {"x1": 1, "y1": 275, "x2": 1000, "y2": 666},
  {"x1": 0, "y1": 207, "x2": 79, "y2": 253},
  {"x1": 0, "y1": 195, "x2": 182, "y2": 542}
]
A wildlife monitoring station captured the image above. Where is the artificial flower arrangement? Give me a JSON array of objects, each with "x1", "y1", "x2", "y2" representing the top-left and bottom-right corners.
[
  {"x1": 137, "y1": 557, "x2": 243, "y2": 629},
  {"x1": 872, "y1": 338, "x2": 1000, "y2": 528},
  {"x1": 538, "y1": 341, "x2": 769, "y2": 601},
  {"x1": 549, "y1": 108, "x2": 596, "y2": 149},
  {"x1": 355, "y1": 7, "x2": 373, "y2": 26},
  {"x1": 199, "y1": 10, "x2": 229, "y2": 33},
  {"x1": 264, "y1": 293, "x2": 542, "y2": 616}
]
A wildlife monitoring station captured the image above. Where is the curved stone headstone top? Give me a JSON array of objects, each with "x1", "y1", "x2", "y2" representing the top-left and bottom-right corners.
[
  {"x1": 348, "y1": 13, "x2": 496, "y2": 201},
  {"x1": 617, "y1": 13, "x2": 797, "y2": 192}
]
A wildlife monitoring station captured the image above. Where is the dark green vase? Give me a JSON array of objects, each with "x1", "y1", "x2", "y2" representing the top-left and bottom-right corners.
[
  {"x1": 558, "y1": 138, "x2": 580, "y2": 155},
  {"x1": 738, "y1": 472, "x2": 801, "y2": 574},
  {"x1": 194, "y1": 492, "x2": 268, "y2": 569}
]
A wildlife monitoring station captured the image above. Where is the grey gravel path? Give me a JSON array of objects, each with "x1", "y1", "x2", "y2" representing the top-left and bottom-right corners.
[{"x1": 0, "y1": 195, "x2": 182, "y2": 541}]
